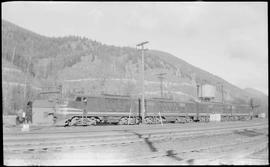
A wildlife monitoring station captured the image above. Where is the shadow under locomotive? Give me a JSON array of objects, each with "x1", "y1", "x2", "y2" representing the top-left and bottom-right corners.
[{"x1": 31, "y1": 93, "x2": 257, "y2": 126}]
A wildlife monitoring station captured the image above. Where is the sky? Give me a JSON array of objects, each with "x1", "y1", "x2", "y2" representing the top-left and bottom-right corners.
[{"x1": 2, "y1": 2, "x2": 268, "y2": 95}]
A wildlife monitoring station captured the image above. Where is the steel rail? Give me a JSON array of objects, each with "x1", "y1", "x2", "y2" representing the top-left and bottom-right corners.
[
  {"x1": 4, "y1": 119, "x2": 267, "y2": 136},
  {"x1": 4, "y1": 123, "x2": 267, "y2": 153},
  {"x1": 126, "y1": 136, "x2": 268, "y2": 164},
  {"x1": 3, "y1": 121, "x2": 267, "y2": 141}
]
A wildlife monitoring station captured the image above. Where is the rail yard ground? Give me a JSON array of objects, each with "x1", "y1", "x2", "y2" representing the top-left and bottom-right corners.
[{"x1": 3, "y1": 119, "x2": 268, "y2": 165}]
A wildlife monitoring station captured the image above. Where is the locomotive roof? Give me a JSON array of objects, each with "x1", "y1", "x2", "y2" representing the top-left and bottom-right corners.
[
  {"x1": 73, "y1": 93, "x2": 133, "y2": 99},
  {"x1": 72, "y1": 94, "x2": 248, "y2": 106},
  {"x1": 148, "y1": 97, "x2": 195, "y2": 104},
  {"x1": 200, "y1": 101, "x2": 250, "y2": 107}
]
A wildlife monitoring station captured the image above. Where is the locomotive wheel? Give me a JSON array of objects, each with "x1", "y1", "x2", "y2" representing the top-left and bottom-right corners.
[
  {"x1": 199, "y1": 116, "x2": 205, "y2": 122},
  {"x1": 69, "y1": 117, "x2": 79, "y2": 126},
  {"x1": 64, "y1": 120, "x2": 70, "y2": 126},
  {"x1": 127, "y1": 117, "x2": 135, "y2": 125},
  {"x1": 161, "y1": 117, "x2": 166, "y2": 124},
  {"x1": 185, "y1": 116, "x2": 191, "y2": 123},
  {"x1": 154, "y1": 116, "x2": 165, "y2": 124},
  {"x1": 145, "y1": 117, "x2": 153, "y2": 124},
  {"x1": 118, "y1": 117, "x2": 128, "y2": 125},
  {"x1": 240, "y1": 116, "x2": 247, "y2": 121},
  {"x1": 86, "y1": 117, "x2": 97, "y2": 125},
  {"x1": 154, "y1": 116, "x2": 160, "y2": 124},
  {"x1": 205, "y1": 116, "x2": 210, "y2": 122},
  {"x1": 135, "y1": 117, "x2": 141, "y2": 124},
  {"x1": 175, "y1": 117, "x2": 186, "y2": 123},
  {"x1": 203, "y1": 116, "x2": 207, "y2": 122}
]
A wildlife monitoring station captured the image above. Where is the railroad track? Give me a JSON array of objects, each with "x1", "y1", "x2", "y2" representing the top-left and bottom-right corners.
[
  {"x1": 127, "y1": 135, "x2": 268, "y2": 165},
  {"x1": 4, "y1": 119, "x2": 267, "y2": 135},
  {"x1": 4, "y1": 120, "x2": 268, "y2": 154}
]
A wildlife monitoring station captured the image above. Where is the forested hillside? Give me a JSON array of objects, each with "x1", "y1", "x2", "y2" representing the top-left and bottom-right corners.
[{"x1": 2, "y1": 19, "x2": 268, "y2": 115}]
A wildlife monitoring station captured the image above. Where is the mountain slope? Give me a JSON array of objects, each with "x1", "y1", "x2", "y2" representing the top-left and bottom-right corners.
[
  {"x1": 244, "y1": 88, "x2": 268, "y2": 108},
  {"x1": 244, "y1": 88, "x2": 268, "y2": 98},
  {"x1": 2, "y1": 19, "x2": 267, "y2": 107}
]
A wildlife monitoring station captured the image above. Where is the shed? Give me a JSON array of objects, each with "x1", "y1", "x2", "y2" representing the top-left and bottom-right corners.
[{"x1": 32, "y1": 100, "x2": 55, "y2": 125}]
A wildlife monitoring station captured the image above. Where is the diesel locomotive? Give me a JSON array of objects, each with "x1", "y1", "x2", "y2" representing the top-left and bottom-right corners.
[{"x1": 44, "y1": 94, "x2": 254, "y2": 126}]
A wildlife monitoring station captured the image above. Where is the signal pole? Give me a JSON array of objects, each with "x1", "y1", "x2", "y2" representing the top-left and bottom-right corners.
[{"x1": 136, "y1": 41, "x2": 149, "y2": 124}]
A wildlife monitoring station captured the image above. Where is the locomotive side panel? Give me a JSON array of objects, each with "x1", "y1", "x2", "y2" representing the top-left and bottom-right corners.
[
  {"x1": 86, "y1": 96, "x2": 103, "y2": 113},
  {"x1": 185, "y1": 102, "x2": 197, "y2": 116},
  {"x1": 86, "y1": 96, "x2": 138, "y2": 123},
  {"x1": 232, "y1": 104, "x2": 252, "y2": 118},
  {"x1": 198, "y1": 103, "x2": 210, "y2": 115},
  {"x1": 145, "y1": 99, "x2": 189, "y2": 122},
  {"x1": 211, "y1": 103, "x2": 223, "y2": 114}
]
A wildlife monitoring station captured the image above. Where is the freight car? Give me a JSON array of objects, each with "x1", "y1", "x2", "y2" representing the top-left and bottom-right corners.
[{"x1": 33, "y1": 94, "x2": 254, "y2": 126}]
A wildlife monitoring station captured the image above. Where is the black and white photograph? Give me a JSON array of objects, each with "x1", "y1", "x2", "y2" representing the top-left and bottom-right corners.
[{"x1": 2, "y1": 1, "x2": 268, "y2": 165}]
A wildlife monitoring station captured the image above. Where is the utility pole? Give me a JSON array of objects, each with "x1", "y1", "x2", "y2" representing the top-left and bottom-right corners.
[
  {"x1": 12, "y1": 47, "x2": 16, "y2": 64},
  {"x1": 136, "y1": 41, "x2": 149, "y2": 124},
  {"x1": 5, "y1": 46, "x2": 17, "y2": 115},
  {"x1": 216, "y1": 82, "x2": 224, "y2": 103},
  {"x1": 24, "y1": 41, "x2": 34, "y2": 106},
  {"x1": 201, "y1": 80, "x2": 206, "y2": 102},
  {"x1": 156, "y1": 73, "x2": 167, "y2": 97},
  {"x1": 196, "y1": 84, "x2": 200, "y2": 100},
  {"x1": 221, "y1": 84, "x2": 224, "y2": 104},
  {"x1": 24, "y1": 56, "x2": 32, "y2": 102},
  {"x1": 217, "y1": 82, "x2": 224, "y2": 114}
]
